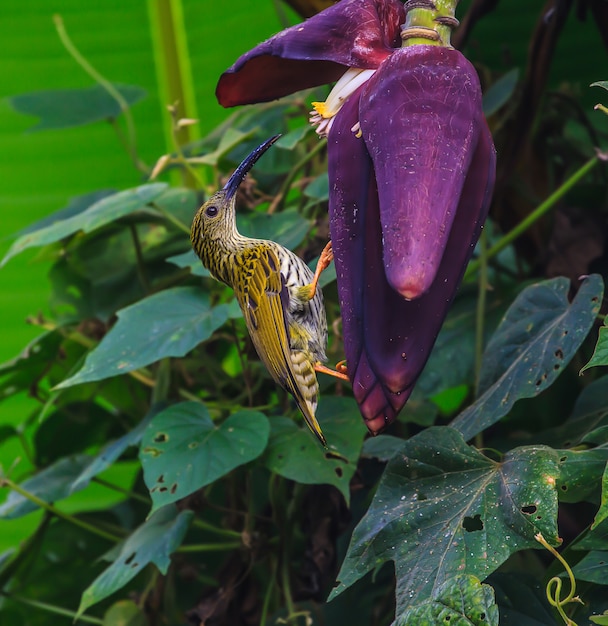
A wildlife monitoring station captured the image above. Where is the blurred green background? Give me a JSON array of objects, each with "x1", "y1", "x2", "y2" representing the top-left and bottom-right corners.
[{"x1": 0, "y1": 0, "x2": 295, "y2": 552}]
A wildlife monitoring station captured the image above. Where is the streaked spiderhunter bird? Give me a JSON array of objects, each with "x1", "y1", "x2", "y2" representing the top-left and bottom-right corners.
[{"x1": 191, "y1": 135, "x2": 345, "y2": 446}]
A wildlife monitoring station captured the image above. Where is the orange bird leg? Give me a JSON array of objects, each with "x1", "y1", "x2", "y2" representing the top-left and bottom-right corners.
[
  {"x1": 315, "y1": 362, "x2": 349, "y2": 382},
  {"x1": 308, "y1": 241, "x2": 334, "y2": 300}
]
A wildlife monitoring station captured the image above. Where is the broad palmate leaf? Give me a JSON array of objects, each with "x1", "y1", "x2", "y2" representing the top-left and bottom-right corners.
[
  {"x1": 330, "y1": 427, "x2": 560, "y2": 613},
  {"x1": 56, "y1": 287, "x2": 230, "y2": 388},
  {"x1": 451, "y1": 275, "x2": 604, "y2": 440},
  {"x1": 140, "y1": 402, "x2": 269, "y2": 513}
]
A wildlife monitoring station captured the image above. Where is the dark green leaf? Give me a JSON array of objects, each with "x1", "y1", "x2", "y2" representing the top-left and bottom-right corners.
[
  {"x1": 16, "y1": 190, "x2": 115, "y2": 236},
  {"x1": 331, "y1": 427, "x2": 560, "y2": 613},
  {"x1": 8, "y1": 83, "x2": 146, "y2": 131},
  {"x1": 570, "y1": 550, "x2": 608, "y2": 584},
  {"x1": 304, "y1": 173, "x2": 329, "y2": 201},
  {"x1": 166, "y1": 249, "x2": 211, "y2": 277},
  {"x1": 71, "y1": 412, "x2": 156, "y2": 492},
  {"x1": 594, "y1": 464, "x2": 608, "y2": 529},
  {"x1": 396, "y1": 574, "x2": 498, "y2": 626},
  {"x1": 489, "y1": 572, "x2": 555, "y2": 625},
  {"x1": 140, "y1": 402, "x2": 269, "y2": 512},
  {"x1": 77, "y1": 506, "x2": 193, "y2": 616},
  {"x1": 556, "y1": 447, "x2": 608, "y2": 503},
  {"x1": 0, "y1": 331, "x2": 63, "y2": 400},
  {"x1": 362, "y1": 434, "x2": 405, "y2": 462},
  {"x1": 103, "y1": 600, "x2": 147, "y2": 626},
  {"x1": 581, "y1": 324, "x2": 608, "y2": 372},
  {"x1": 451, "y1": 275, "x2": 604, "y2": 440},
  {"x1": 238, "y1": 209, "x2": 311, "y2": 251},
  {"x1": 56, "y1": 287, "x2": 230, "y2": 388},
  {"x1": 261, "y1": 397, "x2": 367, "y2": 502},
  {"x1": 2, "y1": 184, "x2": 167, "y2": 265},
  {"x1": 483, "y1": 68, "x2": 519, "y2": 117},
  {"x1": 0, "y1": 455, "x2": 91, "y2": 519},
  {"x1": 275, "y1": 126, "x2": 310, "y2": 150},
  {"x1": 34, "y1": 402, "x2": 118, "y2": 466}
]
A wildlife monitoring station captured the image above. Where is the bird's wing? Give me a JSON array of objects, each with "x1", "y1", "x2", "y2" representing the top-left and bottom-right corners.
[{"x1": 234, "y1": 246, "x2": 325, "y2": 444}]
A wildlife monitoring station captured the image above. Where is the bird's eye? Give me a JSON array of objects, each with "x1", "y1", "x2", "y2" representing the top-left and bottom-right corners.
[{"x1": 205, "y1": 205, "x2": 219, "y2": 218}]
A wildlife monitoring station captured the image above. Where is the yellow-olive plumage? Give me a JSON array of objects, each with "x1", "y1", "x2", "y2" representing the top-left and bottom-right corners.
[{"x1": 191, "y1": 136, "x2": 329, "y2": 445}]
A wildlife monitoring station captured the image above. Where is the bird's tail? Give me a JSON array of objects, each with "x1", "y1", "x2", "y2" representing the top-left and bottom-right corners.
[{"x1": 289, "y1": 351, "x2": 326, "y2": 447}]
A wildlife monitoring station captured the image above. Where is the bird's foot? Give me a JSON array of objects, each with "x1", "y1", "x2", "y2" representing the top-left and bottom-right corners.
[
  {"x1": 308, "y1": 241, "x2": 334, "y2": 300},
  {"x1": 315, "y1": 361, "x2": 349, "y2": 382}
]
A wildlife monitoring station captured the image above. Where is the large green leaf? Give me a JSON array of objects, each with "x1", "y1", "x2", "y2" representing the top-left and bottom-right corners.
[
  {"x1": 0, "y1": 455, "x2": 91, "y2": 519},
  {"x1": 0, "y1": 331, "x2": 63, "y2": 400},
  {"x1": 238, "y1": 209, "x2": 311, "y2": 251},
  {"x1": 8, "y1": 84, "x2": 147, "y2": 131},
  {"x1": 570, "y1": 550, "x2": 608, "y2": 584},
  {"x1": 2, "y1": 184, "x2": 167, "y2": 265},
  {"x1": 396, "y1": 575, "x2": 499, "y2": 626},
  {"x1": 330, "y1": 427, "x2": 560, "y2": 613},
  {"x1": 581, "y1": 323, "x2": 608, "y2": 373},
  {"x1": 556, "y1": 446, "x2": 608, "y2": 503},
  {"x1": 140, "y1": 402, "x2": 269, "y2": 513},
  {"x1": 451, "y1": 275, "x2": 604, "y2": 440},
  {"x1": 71, "y1": 411, "x2": 156, "y2": 492},
  {"x1": 56, "y1": 287, "x2": 230, "y2": 388},
  {"x1": 261, "y1": 397, "x2": 367, "y2": 502},
  {"x1": 77, "y1": 506, "x2": 193, "y2": 617}
]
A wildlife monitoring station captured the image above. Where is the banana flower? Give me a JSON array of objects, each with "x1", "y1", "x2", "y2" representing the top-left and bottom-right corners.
[{"x1": 216, "y1": 0, "x2": 496, "y2": 434}]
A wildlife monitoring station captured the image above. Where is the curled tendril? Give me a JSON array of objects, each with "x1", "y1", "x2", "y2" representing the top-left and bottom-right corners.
[{"x1": 534, "y1": 532, "x2": 584, "y2": 626}]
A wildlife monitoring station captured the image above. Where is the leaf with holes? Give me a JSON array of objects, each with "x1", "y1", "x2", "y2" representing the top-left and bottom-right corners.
[
  {"x1": 570, "y1": 550, "x2": 608, "y2": 584},
  {"x1": 2, "y1": 184, "x2": 167, "y2": 265},
  {"x1": 581, "y1": 324, "x2": 608, "y2": 373},
  {"x1": 261, "y1": 397, "x2": 367, "y2": 502},
  {"x1": 396, "y1": 574, "x2": 498, "y2": 626},
  {"x1": 56, "y1": 288, "x2": 230, "y2": 388},
  {"x1": 556, "y1": 447, "x2": 608, "y2": 503},
  {"x1": 0, "y1": 455, "x2": 91, "y2": 519},
  {"x1": 451, "y1": 275, "x2": 604, "y2": 441},
  {"x1": 140, "y1": 402, "x2": 269, "y2": 513},
  {"x1": 77, "y1": 506, "x2": 192, "y2": 617},
  {"x1": 330, "y1": 427, "x2": 560, "y2": 613}
]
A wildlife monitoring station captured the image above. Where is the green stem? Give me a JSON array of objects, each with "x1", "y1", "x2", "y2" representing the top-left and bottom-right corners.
[
  {"x1": 535, "y1": 533, "x2": 583, "y2": 625},
  {"x1": 2, "y1": 593, "x2": 104, "y2": 625},
  {"x1": 192, "y1": 517, "x2": 243, "y2": 539},
  {"x1": 146, "y1": 0, "x2": 203, "y2": 188},
  {"x1": 0, "y1": 478, "x2": 121, "y2": 543},
  {"x1": 465, "y1": 156, "x2": 600, "y2": 280},
  {"x1": 129, "y1": 223, "x2": 152, "y2": 293},
  {"x1": 473, "y1": 228, "x2": 488, "y2": 449},
  {"x1": 177, "y1": 541, "x2": 241, "y2": 553},
  {"x1": 401, "y1": 0, "x2": 460, "y2": 48},
  {"x1": 53, "y1": 15, "x2": 147, "y2": 175},
  {"x1": 260, "y1": 556, "x2": 278, "y2": 626}
]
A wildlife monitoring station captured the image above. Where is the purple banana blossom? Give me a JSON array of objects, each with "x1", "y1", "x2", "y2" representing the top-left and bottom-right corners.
[{"x1": 216, "y1": 0, "x2": 496, "y2": 434}]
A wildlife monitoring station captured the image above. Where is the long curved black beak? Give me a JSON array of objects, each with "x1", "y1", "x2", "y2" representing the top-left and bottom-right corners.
[{"x1": 224, "y1": 134, "x2": 281, "y2": 200}]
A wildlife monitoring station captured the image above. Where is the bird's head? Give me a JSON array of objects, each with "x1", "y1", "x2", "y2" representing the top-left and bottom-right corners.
[{"x1": 191, "y1": 135, "x2": 281, "y2": 250}]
